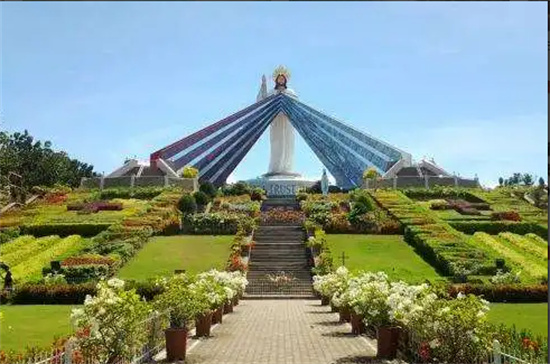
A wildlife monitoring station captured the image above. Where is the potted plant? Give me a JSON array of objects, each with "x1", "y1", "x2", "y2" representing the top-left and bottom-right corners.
[
  {"x1": 154, "y1": 274, "x2": 198, "y2": 362},
  {"x1": 190, "y1": 276, "x2": 225, "y2": 337}
]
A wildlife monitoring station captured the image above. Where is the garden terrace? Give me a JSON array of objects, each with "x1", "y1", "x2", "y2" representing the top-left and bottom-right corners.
[
  {"x1": 471, "y1": 188, "x2": 548, "y2": 227},
  {"x1": 370, "y1": 190, "x2": 498, "y2": 276},
  {"x1": 117, "y1": 235, "x2": 233, "y2": 281},
  {"x1": 1, "y1": 235, "x2": 86, "y2": 283}
]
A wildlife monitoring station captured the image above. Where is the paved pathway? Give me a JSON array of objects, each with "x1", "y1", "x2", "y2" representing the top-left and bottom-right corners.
[{"x1": 184, "y1": 299, "x2": 377, "y2": 364}]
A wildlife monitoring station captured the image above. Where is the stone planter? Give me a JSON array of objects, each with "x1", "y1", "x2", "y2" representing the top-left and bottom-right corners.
[
  {"x1": 224, "y1": 300, "x2": 233, "y2": 313},
  {"x1": 195, "y1": 312, "x2": 213, "y2": 337},
  {"x1": 376, "y1": 326, "x2": 402, "y2": 359},
  {"x1": 212, "y1": 306, "x2": 223, "y2": 324},
  {"x1": 338, "y1": 306, "x2": 351, "y2": 323},
  {"x1": 165, "y1": 327, "x2": 188, "y2": 362},
  {"x1": 320, "y1": 296, "x2": 330, "y2": 306},
  {"x1": 350, "y1": 312, "x2": 366, "y2": 335}
]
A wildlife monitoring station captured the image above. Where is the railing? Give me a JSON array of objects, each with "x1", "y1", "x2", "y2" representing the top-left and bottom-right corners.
[{"x1": 15, "y1": 310, "x2": 169, "y2": 364}]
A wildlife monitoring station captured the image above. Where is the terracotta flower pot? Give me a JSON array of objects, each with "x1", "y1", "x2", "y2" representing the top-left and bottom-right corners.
[
  {"x1": 376, "y1": 326, "x2": 402, "y2": 359},
  {"x1": 350, "y1": 312, "x2": 366, "y2": 335},
  {"x1": 320, "y1": 296, "x2": 330, "y2": 306},
  {"x1": 195, "y1": 312, "x2": 213, "y2": 337},
  {"x1": 224, "y1": 300, "x2": 233, "y2": 313},
  {"x1": 212, "y1": 306, "x2": 223, "y2": 324},
  {"x1": 165, "y1": 327, "x2": 188, "y2": 361},
  {"x1": 338, "y1": 306, "x2": 351, "y2": 323}
]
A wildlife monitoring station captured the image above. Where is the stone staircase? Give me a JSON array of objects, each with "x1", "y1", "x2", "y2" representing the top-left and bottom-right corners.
[{"x1": 245, "y1": 225, "x2": 314, "y2": 297}]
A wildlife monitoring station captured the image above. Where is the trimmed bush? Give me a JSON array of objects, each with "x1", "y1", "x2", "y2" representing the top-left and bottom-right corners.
[
  {"x1": 0, "y1": 227, "x2": 20, "y2": 244},
  {"x1": 491, "y1": 211, "x2": 522, "y2": 222},
  {"x1": 193, "y1": 191, "x2": 210, "y2": 207},
  {"x1": 199, "y1": 182, "x2": 217, "y2": 198},
  {"x1": 4, "y1": 281, "x2": 165, "y2": 304},
  {"x1": 9, "y1": 282, "x2": 98, "y2": 304},
  {"x1": 177, "y1": 194, "x2": 197, "y2": 214},
  {"x1": 181, "y1": 212, "x2": 256, "y2": 235},
  {"x1": 19, "y1": 223, "x2": 111, "y2": 237},
  {"x1": 450, "y1": 221, "x2": 548, "y2": 238},
  {"x1": 448, "y1": 283, "x2": 548, "y2": 303}
]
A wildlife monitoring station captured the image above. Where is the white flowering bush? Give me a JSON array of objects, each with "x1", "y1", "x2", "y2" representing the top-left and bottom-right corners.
[
  {"x1": 189, "y1": 275, "x2": 226, "y2": 313},
  {"x1": 71, "y1": 278, "x2": 151, "y2": 363},
  {"x1": 154, "y1": 273, "x2": 200, "y2": 329},
  {"x1": 408, "y1": 292, "x2": 492, "y2": 363},
  {"x1": 490, "y1": 269, "x2": 521, "y2": 284},
  {"x1": 312, "y1": 266, "x2": 350, "y2": 301},
  {"x1": 197, "y1": 269, "x2": 248, "y2": 302}
]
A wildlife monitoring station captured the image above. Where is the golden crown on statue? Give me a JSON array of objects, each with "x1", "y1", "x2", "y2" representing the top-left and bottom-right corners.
[{"x1": 272, "y1": 65, "x2": 291, "y2": 82}]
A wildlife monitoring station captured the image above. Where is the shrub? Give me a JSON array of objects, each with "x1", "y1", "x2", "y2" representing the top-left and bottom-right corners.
[
  {"x1": 429, "y1": 199, "x2": 451, "y2": 210},
  {"x1": 59, "y1": 264, "x2": 111, "y2": 282},
  {"x1": 19, "y1": 223, "x2": 111, "y2": 237},
  {"x1": 402, "y1": 187, "x2": 486, "y2": 202},
  {"x1": 0, "y1": 227, "x2": 20, "y2": 244},
  {"x1": 182, "y1": 212, "x2": 256, "y2": 235},
  {"x1": 221, "y1": 182, "x2": 251, "y2": 196},
  {"x1": 199, "y1": 182, "x2": 217, "y2": 198},
  {"x1": 182, "y1": 165, "x2": 199, "y2": 178},
  {"x1": 448, "y1": 283, "x2": 548, "y2": 302},
  {"x1": 193, "y1": 191, "x2": 210, "y2": 207},
  {"x1": 249, "y1": 187, "x2": 265, "y2": 202},
  {"x1": 362, "y1": 167, "x2": 380, "y2": 180},
  {"x1": 450, "y1": 221, "x2": 548, "y2": 238},
  {"x1": 10, "y1": 282, "x2": 98, "y2": 304},
  {"x1": 177, "y1": 194, "x2": 197, "y2": 214}
]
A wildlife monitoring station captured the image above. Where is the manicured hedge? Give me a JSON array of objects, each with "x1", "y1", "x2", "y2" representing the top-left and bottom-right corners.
[
  {"x1": 2, "y1": 280, "x2": 165, "y2": 305},
  {"x1": 402, "y1": 187, "x2": 486, "y2": 203},
  {"x1": 19, "y1": 223, "x2": 111, "y2": 237},
  {"x1": 0, "y1": 227, "x2": 20, "y2": 244},
  {"x1": 448, "y1": 283, "x2": 548, "y2": 303},
  {"x1": 449, "y1": 221, "x2": 548, "y2": 239},
  {"x1": 181, "y1": 212, "x2": 256, "y2": 235}
]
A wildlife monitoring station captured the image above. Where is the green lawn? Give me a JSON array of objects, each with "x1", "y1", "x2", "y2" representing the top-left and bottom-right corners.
[
  {"x1": 0, "y1": 305, "x2": 77, "y2": 351},
  {"x1": 118, "y1": 235, "x2": 233, "y2": 280},
  {"x1": 487, "y1": 303, "x2": 548, "y2": 337},
  {"x1": 326, "y1": 234, "x2": 443, "y2": 283}
]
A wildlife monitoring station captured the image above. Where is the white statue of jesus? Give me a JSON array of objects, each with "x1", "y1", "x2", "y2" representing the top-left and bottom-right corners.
[{"x1": 257, "y1": 66, "x2": 298, "y2": 176}]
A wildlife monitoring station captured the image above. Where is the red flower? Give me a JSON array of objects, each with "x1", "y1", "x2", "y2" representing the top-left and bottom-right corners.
[{"x1": 418, "y1": 342, "x2": 431, "y2": 362}]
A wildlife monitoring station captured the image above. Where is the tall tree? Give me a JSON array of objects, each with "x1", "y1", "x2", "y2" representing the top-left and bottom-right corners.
[{"x1": 0, "y1": 130, "x2": 98, "y2": 189}]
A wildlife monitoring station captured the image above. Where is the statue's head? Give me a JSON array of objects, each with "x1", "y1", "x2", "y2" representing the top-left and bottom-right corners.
[{"x1": 272, "y1": 65, "x2": 290, "y2": 90}]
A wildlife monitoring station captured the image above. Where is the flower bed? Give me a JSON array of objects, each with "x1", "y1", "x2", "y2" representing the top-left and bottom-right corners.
[
  {"x1": 260, "y1": 207, "x2": 305, "y2": 225},
  {"x1": 182, "y1": 212, "x2": 257, "y2": 235}
]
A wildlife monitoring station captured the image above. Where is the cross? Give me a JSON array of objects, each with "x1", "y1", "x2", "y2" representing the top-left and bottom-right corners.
[{"x1": 340, "y1": 251, "x2": 349, "y2": 267}]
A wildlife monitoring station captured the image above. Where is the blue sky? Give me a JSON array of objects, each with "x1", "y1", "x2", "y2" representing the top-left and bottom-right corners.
[{"x1": 1, "y1": 2, "x2": 547, "y2": 187}]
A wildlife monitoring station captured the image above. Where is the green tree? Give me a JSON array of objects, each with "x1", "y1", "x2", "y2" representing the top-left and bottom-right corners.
[
  {"x1": 0, "y1": 130, "x2": 97, "y2": 189},
  {"x1": 538, "y1": 177, "x2": 545, "y2": 187},
  {"x1": 522, "y1": 173, "x2": 534, "y2": 186},
  {"x1": 498, "y1": 177, "x2": 504, "y2": 186}
]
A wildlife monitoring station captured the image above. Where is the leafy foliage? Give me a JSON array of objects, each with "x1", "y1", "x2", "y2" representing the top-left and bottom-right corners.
[
  {"x1": 0, "y1": 130, "x2": 97, "y2": 189},
  {"x1": 177, "y1": 194, "x2": 197, "y2": 214}
]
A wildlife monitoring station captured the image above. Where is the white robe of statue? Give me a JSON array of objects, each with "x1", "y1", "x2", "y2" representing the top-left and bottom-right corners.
[{"x1": 257, "y1": 80, "x2": 298, "y2": 175}]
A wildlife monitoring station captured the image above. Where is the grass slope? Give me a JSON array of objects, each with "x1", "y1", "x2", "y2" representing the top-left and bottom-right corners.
[
  {"x1": 0, "y1": 305, "x2": 77, "y2": 351},
  {"x1": 326, "y1": 234, "x2": 442, "y2": 283},
  {"x1": 487, "y1": 303, "x2": 548, "y2": 337},
  {"x1": 118, "y1": 235, "x2": 233, "y2": 280}
]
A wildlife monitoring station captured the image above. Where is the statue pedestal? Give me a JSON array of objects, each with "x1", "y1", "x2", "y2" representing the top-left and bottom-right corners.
[{"x1": 246, "y1": 174, "x2": 316, "y2": 197}]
